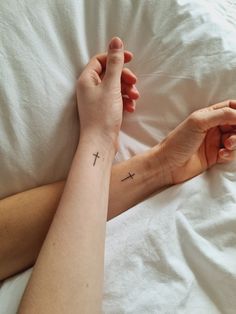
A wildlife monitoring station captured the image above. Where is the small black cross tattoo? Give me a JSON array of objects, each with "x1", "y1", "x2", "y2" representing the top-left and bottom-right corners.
[
  {"x1": 121, "y1": 172, "x2": 135, "y2": 182},
  {"x1": 93, "y1": 152, "x2": 100, "y2": 166}
]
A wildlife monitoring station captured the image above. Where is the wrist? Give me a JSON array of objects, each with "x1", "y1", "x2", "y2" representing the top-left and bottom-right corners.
[
  {"x1": 79, "y1": 128, "x2": 118, "y2": 154},
  {"x1": 78, "y1": 130, "x2": 116, "y2": 165},
  {"x1": 147, "y1": 145, "x2": 174, "y2": 188}
]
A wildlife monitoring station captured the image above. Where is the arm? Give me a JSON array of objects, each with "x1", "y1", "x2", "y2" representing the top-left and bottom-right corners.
[
  {"x1": 2, "y1": 100, "x2": 236, "y2": 282},
  {"x1": 16, "y1": 95, "x2": 236, "y2": 314},
  {"x1": 18, "y1": 133, "x2": 115, "y2": 313},
  {"x1": 0, "y1": 39, "x2": 142, "y2": 281},
  {"x1": 108, "y1": 149, "x2": 170, "y2": 220},
  {"x1": 18, "y1": 37, "x2": 138, "y2": 313},
  {"x1": 0, "y1": 181, "x2": 65, "y2": 280},
  {"x1": 0, "y1": 149, "x2": 169, "y2": 281}
]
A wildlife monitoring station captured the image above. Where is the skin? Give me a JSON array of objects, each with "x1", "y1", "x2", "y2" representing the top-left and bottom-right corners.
[
  {"x1": 157, "y1": 100, "x2": 236, "y2": 183},
  {"x1": 0, "y1": 37, "x2": 236, "y2": 312},
  {"x1": 18, "y1": 36, "x2": 139, "y2": 314},
  {"x1": 0, "y1": 150, "x2": 168, "y2": 281},
  {"x1": 0, "y1": 41, "x2": 143, "y2": 281}
]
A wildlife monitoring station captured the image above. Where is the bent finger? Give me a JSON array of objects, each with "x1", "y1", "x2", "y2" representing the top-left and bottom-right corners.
[
  {"x1": 217, "y1": 148, "x2": 235, "y2": 163},
  {"x1": 190, "y1": 105, "x2": 236, "y2": 132},
  {"x1": 210, "y1": 99, "x2": 236, "y2": 110},
  {"x1": 96, "y1": 50, "x2": 133, "y2": 68},
  {"x1": 123, "y1": 97, "x2": 136, "y2": 113},
  {"x1": 121, "y1": 83, "x2": 140, "y2": 99},
  {"x1": 82, "y1": 50, "x2": 133, "y2": 80},
  {"x1": 220, "y1": 124, "x2": 236, "y2": 133},
  {"x1": 121, "y1": 68, "x2": 137, "y2": 85},
  {"x1": 224, "y1": 134, "x2": 236, "y2": 150},
  {"x1": 88, "y1": 50, "x2": 132, "y2": 77}
]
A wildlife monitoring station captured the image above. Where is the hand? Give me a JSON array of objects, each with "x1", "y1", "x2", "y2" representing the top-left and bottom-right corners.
[
  {"x1": 76, "y1": 37, "x2": 139, "y2": 151},
  {"x1": 156, "y1": 100, "x2": 236, "y2": 184}
]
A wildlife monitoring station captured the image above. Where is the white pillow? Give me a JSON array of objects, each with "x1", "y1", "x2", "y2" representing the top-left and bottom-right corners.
[{"x1": 1, "y1": 0, "x2": 236, "y2": 199}]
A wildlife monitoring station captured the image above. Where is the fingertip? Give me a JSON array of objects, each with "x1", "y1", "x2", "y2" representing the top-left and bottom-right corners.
[
  {"x1": 104, "y1": 37, "x2": 125, "y2": 85},
  {"x1": 219, "y1": 148, "x2": 230, "y2": 158},
  {"x1": 128, "y1": 76, "x2": 137, "y2": 85},
  {"x1": 126, "y1": 103, "x2": 136, "y2": 113},
  {"x1": 121, "y1": 69, "x2": 137, "y2": 84},
  {"x1": 133, "y1": 87, "x2": 140, "y2": 99},
  {"x1": 224, "y1": 134, "x2": 236, "y2": 150},
  {"x1": 229, "y1": 100, "x2": 236, "y2": 108},
  {"x1": 124, "y1": 51, "x2": 133, "y2": 63},
  {"x1": 125, "y1": 105, "x2": 135, "y2": 113},
  {"x1": 224, "y1": 139, "x2": 232, "y2": 150},
  {"x1": 122, "y1": 85, "x2": 139, "y2": 100},
  {"x1": 123, "y1": 97, "x2": 136, "y2": 113},
  {"x1": 109, "y1": 37, "x2": 123, "y2": 50},
  {"x1": 131, "y1": 91, "x2": 140, "y2": 100}
]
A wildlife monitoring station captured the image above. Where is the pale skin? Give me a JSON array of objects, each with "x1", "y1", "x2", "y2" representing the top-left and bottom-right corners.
[{"x1": 0, "y1": 37, "x2": 236, "y2": 313}]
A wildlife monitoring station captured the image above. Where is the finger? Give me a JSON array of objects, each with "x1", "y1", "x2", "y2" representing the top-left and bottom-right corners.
[
  {"x1": 121, "y1": 68, "x2": 137, "y2": 85},
  {"x1": 78, "y1": 57, "x2": 103, "y2": 87},
  {"x1": 191, "y1": 105, "x2": 236, "y2": 132},
  {"x1": 221, "y1": 132, "x2": 234, "y2": 147},
  {"x1": 229, "y1": 100, "x2": 236, "y2": 109},
  {"x1": 123, "y1": 97, "x2": 136, "y2": 113},
  {"x1": 121, "y1": 83, "x2": 140, "y2": 99},
  {"x1": 123, "y1": 51, "x2": 133, "y2": 63},
  {"x1": 86, "y1": 51, "x2": 132, "y2": 80},
  {"x1": 92, "y1": 58, "x2": 137, "y2": 83},
  {"x1": 209, "y1": 100, "x2": 236, "y2": 130},
  {"x1": 210, "y1": 99, "x2": 236, "y2": 110},
  {"x1": 217, "y1": 148, "x2": 235, "y2": 164},
  {"x1": 224, "y1": 134, "x2": 236, "y2": 150},
  {"x1": 81, "y1": 50, "x2": 133, "y2": 81},
  {"x1": 103, "y1": 37, "x2": 124, "y2": 86},
  {"x1": 95, "y1": 50, "x2": 133, "y2": 69},
  {"x1": 220, "y1": 125, "x2": 236, "y2": 133}
]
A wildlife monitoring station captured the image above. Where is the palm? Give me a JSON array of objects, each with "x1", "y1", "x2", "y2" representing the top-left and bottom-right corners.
[{"x1": 167, "y1": 126, "x2": 222, "y2": 184}]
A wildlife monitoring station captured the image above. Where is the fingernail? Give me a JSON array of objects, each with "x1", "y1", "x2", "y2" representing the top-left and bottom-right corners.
[{"x1": 109, "y1": 37, "x2": 123, "y2": 49}]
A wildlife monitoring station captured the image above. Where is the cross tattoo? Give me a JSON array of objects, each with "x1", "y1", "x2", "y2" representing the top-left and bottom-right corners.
[
  {"x1": 121, "y1": 172, "x2": 135, "y2": 182},
  {"x1": 93, "y1": 152, "x2": 100, "y2": 166}
]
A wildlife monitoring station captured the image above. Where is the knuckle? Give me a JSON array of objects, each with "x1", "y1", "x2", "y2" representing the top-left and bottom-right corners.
[
  {"x1": 189, "y1": 111, "x2": 201, "y2": 124},
  {"x1": 188, "y1": 110, "x2": 206, "y2": 131},
  {"x1": 222, "y1": 106, "x2": 232, "y2": 117},
  {"x1": 108, "y1": 53, "x2": 123, "y2": 65}
]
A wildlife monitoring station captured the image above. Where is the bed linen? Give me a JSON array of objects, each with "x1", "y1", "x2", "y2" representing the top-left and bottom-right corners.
[{"x1": 0, "y1": 0, "x2": 236, "y2": 313}]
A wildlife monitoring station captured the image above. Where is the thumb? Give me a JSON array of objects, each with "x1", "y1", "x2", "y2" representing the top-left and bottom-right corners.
[{"x1": 103, "y1": 37, "x2": 124, "y2": 87}]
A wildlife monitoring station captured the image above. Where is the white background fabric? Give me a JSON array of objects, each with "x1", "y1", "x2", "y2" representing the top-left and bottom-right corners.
[{"x1": 0, "y1": 0, "x2": 236, "y2": 313}]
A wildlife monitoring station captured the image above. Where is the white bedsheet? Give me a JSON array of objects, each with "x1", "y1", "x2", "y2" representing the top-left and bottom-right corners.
[{"x1": 0, "y1": 0, "x2": 236, "y2": 313}]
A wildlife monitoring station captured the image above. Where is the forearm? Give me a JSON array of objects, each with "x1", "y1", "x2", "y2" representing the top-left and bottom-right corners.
[
  {"x1": 0, "y1": 146, "x2": 170, "y2": 281},
  {"x1": 0, "y1": 181, "x2": 65, "y2": 280},
  {"x1": 108, "y1": 147, "x2": 171, "y2": 219},
  {"x1": 19, "y1": 134, "x2": 115, "y2": 313}
]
